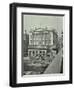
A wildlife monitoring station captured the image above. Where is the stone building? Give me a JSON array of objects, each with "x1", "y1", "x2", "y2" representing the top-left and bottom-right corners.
[{"x1": 28, "y1": 27, "x2": 58, "y2": 57}]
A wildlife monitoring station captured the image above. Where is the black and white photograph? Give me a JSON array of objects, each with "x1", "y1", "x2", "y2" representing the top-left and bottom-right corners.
[
  {"x1": 10, "y1": 3, "x2": 72, "y2": 87},
  {"x1": 22, "y1": 14, "x2": 63, "y2": 76}
]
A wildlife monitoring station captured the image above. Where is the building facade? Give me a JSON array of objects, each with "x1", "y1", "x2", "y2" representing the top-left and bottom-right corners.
[
  {"x1": 23, "y1": 31, "x2": 29, "y2": 57},
  {"x1": 28, "y1": 27, "x2": 58, "y2": 57}
]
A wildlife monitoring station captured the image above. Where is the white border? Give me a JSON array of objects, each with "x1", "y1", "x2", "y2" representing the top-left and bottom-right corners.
[{"x1": 17, "y1": 7, "x2": 69, "y2": 83}]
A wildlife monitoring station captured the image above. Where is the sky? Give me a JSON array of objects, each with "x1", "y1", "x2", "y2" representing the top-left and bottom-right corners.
[{"x1": 23, "y1": 14, "x2": 64, "y2": 36}]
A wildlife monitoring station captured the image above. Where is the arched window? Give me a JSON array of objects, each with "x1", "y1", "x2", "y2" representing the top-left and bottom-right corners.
[
  {"x1": 36, "y1": 51, "x2": 38, "y2": 54},
  {"x1": 43, "y1": 51, "x2": 45, "y2": 56},
  {"x1": 33, "y1": 51, "x2": 35, "y2": 56},
  {"x1": 29, "y1": 51, "x2": 31, "y2": 56},
  {"x1": 40, "y1": 51, "x2": 42, "y2": 53}
]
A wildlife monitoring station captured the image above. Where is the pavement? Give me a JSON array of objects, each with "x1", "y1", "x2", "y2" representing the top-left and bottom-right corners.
[{"x1": 44, "y1": 48, "x2": 63, "y2": 74}]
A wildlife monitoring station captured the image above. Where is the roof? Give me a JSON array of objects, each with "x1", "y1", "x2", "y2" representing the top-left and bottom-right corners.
[{"x1": 29, "y1": 27, "x2": 55, "y2": 33}]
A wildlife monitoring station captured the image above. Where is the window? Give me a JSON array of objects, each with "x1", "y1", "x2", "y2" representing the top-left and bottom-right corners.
[
  {"x1": 43, "y1": 41, "x2": 45, "y2": 45},
  {"x1": 46, "y1": 40, "x2": 49, "y2": 45},
  {"x1": 43, "y1": 51, "x2": 45, "y2": 54},
  {"x1": 29, "y1": 40, "x2": 33, "y2": 45},
  {"x1": 36, "y1": 51, "x2": 38, "y2": 54},
  {"x1": 33, "y1": 51, "x2": 35, "y2": 56},
  {"x1": 29, "y1": 51, "x2": 31, "y2": 56}
]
